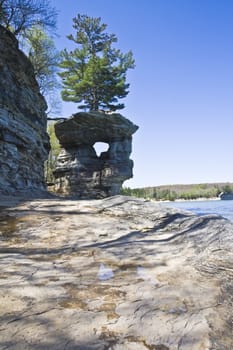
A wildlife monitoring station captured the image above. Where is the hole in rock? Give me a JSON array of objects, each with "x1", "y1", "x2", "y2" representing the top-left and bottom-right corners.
[{"x1": 93, "y1": 142, "x2": 109, "y2": 157}]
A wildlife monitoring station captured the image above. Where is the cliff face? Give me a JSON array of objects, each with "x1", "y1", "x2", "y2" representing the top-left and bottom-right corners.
[{"x1": 0, "y1": 25, "x2": 49, "y2": 195}]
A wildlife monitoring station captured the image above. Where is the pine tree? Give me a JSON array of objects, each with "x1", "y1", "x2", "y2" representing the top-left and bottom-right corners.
[{"x1": 59, "y1": 14, "x2": 135, "y2": 112}]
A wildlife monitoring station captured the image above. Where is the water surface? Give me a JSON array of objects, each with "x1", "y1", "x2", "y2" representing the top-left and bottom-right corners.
[{"x1": 162, "y1": 199, "x2": 233, "y2": 221}]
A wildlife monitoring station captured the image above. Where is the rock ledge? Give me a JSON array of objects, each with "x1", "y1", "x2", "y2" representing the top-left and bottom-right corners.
[{"x1": 0, "y1": 196, "x2": 232, "y2": 349}]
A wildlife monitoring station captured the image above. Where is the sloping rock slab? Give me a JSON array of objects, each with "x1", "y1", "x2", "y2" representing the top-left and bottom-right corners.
[{"x1": 0, "y1": 196, "x2": 232, "y2": 349}]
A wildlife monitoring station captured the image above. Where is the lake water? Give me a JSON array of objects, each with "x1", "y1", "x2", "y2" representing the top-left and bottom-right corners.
[{"x1": 161, "y1": 199, "x2": 233, "y2": 221}]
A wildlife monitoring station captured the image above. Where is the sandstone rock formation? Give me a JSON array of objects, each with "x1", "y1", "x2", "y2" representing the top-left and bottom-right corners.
[
  {"x1": 53, "y1": 111, "x2": 138, "y2": 198},
  {"x1": 0, "y1": 196, "x2": 232, "y2": 349},
  {"x1": 0, "y1": 25, "x2": 49, "y2": 195}
]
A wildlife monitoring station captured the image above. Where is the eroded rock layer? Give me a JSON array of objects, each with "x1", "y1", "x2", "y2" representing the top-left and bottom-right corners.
[
  {"x1": 0, "y1": 196, "x2": 232, "y2": 349},
  {"x1": 0, "y1": 25, "x2": 49, "y2": 195},
  {"x1": 54, "y1": 111, "x2": 138, "y2": 198}
]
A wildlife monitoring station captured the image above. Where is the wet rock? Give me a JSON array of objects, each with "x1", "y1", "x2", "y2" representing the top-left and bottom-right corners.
[
  {"x1": 0, "y1": 25, "x2": 49, "y2": 195},
  {"x1": 0, "y1": 196, "x2": 232, "y2": 349},
  {"x1": 53, "y1": 111, "x2": 138, "y2": 198}
]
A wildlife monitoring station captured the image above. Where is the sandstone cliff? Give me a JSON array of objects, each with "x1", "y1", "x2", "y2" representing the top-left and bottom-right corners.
[{"x1": 0, "y1": 25, "x2": 49, "y2": 195}]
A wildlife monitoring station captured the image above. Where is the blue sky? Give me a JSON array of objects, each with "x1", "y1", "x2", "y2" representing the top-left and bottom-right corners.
[{"x1": 50, "y1": 0, "x2": 233, "y2": 188}]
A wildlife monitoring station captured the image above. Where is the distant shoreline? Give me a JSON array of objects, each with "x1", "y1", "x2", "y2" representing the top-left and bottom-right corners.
[
  {"x1": 153, "y1": 197, "x2": 220, "y2": 203},
  {"x1": 122, "y1": 182, "x2": 233, "y2": 202}
]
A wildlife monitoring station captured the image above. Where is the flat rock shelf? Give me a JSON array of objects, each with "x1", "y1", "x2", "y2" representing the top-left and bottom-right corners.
[{"x1": 0, "y1": 196, "x2": 232, "y2": 349}]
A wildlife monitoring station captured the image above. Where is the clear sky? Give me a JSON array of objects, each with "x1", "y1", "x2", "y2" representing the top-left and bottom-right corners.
[{"x1": 50, "y1": 0, "x2": 233, "y2": 188}]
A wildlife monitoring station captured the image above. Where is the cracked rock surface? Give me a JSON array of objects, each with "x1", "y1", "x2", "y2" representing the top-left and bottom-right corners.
[{"x1": 0, "y1": 195, "x2": 232, "y2": 349}]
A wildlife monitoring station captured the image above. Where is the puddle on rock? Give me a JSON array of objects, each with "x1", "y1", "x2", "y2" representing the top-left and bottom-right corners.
[
  {"x1": 59, "y1": 299, "x2": 87, "y2": 309},
  {"x1": 94, "y1": 260, "x2": 161, "y2": 287},
  {"x1": 137, "y1": 266, "x2": 160, "y2": 286},
  {"x1": 98, "y1": 331, "x2": 167, "y2": 350},
  {"x1": 97, "y1": 263, "x2": 114, "y2": 281},
  {"x1": 59, "y1": 281, "x2": 125, "y2": 318},
  {"x1": 58, "y1": 262, "x2": 161, "y2": 316},
  {"x1": 0, "y1": 214, "x2": 40, "y2": 241},
  {"x1": 97, "y1": 302, "x2": 119, "y2": 320},
  {"x1": 0, "y1": 216, "x2": 19, "y2": 238}
]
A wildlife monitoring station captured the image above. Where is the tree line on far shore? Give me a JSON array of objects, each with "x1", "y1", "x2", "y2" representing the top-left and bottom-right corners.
[{"x1": 121, "y1": 183, "x2": 233, "y2": 201}]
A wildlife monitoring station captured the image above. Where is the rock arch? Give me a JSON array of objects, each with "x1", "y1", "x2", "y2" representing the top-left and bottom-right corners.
[
  {"x1": 93, "y1": 142, "x2": 109, "y2": 158},
  {"x1": 53, "y1": 111, "x2": 138, "y2": 198}
]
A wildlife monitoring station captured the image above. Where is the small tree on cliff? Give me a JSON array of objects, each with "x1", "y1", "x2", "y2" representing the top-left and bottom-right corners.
[
  {"x1": 59, "y1": 14, "x2": 135, "y2": 111},
  {"x1": 25, "y1": 26, "x2": 61, "y2": 113}
]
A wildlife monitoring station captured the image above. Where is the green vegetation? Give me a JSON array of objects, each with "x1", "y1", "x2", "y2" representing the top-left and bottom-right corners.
[
  {"x1": 121, "y1": 183, "x2": 233, "y2": 201},
  {"x1": 44, "y1": 122, "x2": 60, "y2": 183},
  {"x1": 222, "y1": 184, "x2": 233, "y2": 194},
  {"x1": 0, "y1": 0, "x2": 59, "y2": 112},
  {"x1": 25, "y1": 26, "x2": 60, "y2": 113},
  {"x1": 1, "y1": 6, "x2": 135, "y2": 115},
  {"x1": 59, "y1": 14, "x2": 135, "y2": 111}
]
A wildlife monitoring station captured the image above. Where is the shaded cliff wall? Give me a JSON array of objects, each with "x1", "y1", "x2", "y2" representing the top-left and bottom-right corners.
[{"x1": 0, "y1": 25, "x2": 50, "y2": 195}]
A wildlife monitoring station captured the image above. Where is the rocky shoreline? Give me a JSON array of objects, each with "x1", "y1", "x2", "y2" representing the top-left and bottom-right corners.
[
  {"x1": 0, "y1": 195, "x2": 232, "y2": 349},
  {"x1": 1, "y1": 18, "x2": 232, "y2": 350}
]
